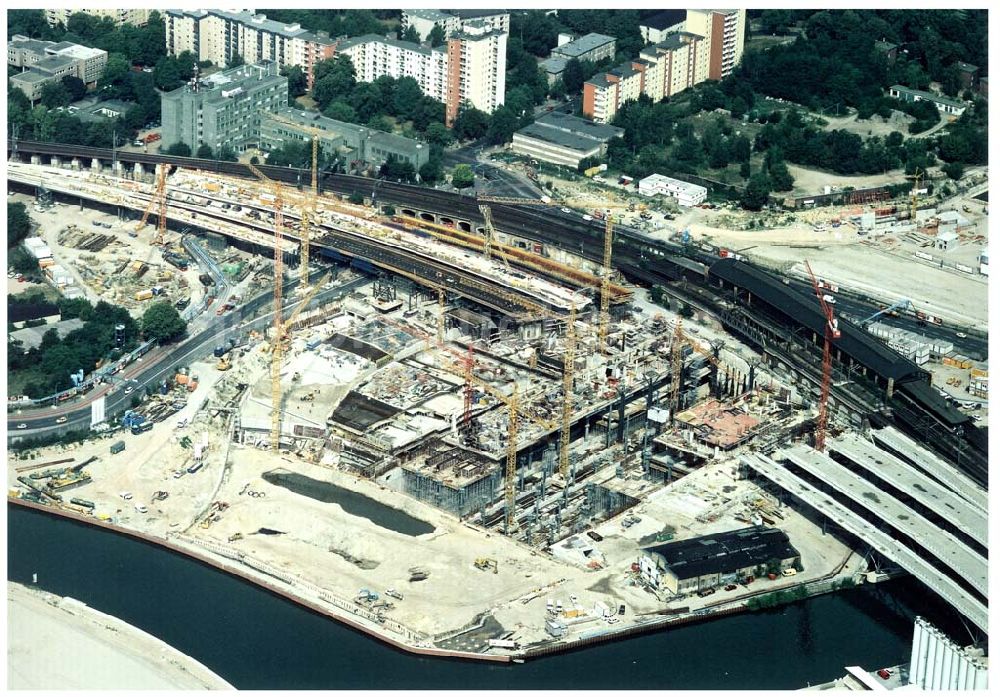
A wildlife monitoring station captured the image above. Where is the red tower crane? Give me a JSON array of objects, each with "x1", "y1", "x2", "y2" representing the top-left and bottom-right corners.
[{"x1": 804, "y1": 261, "x2": 841, "y2": 451}]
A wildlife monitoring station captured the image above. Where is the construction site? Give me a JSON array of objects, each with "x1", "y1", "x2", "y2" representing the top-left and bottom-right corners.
[{"x1": 7, "y1": 139, "x2": 988, "y2": 657}]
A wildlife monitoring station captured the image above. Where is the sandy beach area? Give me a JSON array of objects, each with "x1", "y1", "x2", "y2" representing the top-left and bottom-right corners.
[{"x1": 7, "y1": 582, "x2": 233, "y2": 690}]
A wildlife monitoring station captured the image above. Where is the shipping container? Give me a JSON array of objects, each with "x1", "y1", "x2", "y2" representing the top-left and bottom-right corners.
[
  {"x1": 131, "y1": 422, "x2": 153, "y2": 435},
  {"x1": 110, "y1": 441, "x2": 126, "y2": 454},
  {"x1": 134, "y1": 289, "x2": 154, "y2": 301}
]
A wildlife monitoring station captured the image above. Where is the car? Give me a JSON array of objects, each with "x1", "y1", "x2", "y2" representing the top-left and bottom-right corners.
[
  {"x1": 134, "y1": 504, "x2": 148, "y2": 513},
  {"x1": 583, "y1": 214, "x2": 594, "y2": 222},
  {"x1": 606, "y1": 616, "x2": 619, "y2": 624},
  {"x1": 120, "y1": 492, "x2": 133, "y2": 501},
  {"x1": 697, "y1": 588, "x2": 716, "y2": 597},
  {"x1": 55, "y1": 416, "x2": 67, "y2": 424},
  {"x1": 877, "y1": 669, "x2": 893, "y2": 680},
  {"x1": 561, "y1": 207, "x2": 571, "y2": 214},
  {"x1": 956, "y1": 332, "x2": 967, "y2": 338},
  {"x1": 124, "y1": 385, "x2": 135, "y2": 395},
  {"x1": 724, "y1": 584, "x2": 738, "y2": 591},
  {"x1": 17, "y1": 423, "x2": 27, "y2": 430},
  {"x1": 587, "y1": 530, "x2": 604, "y2": 542},
  {"x1": 822, "y1": 294, "x2": 836, "y2": 304}
]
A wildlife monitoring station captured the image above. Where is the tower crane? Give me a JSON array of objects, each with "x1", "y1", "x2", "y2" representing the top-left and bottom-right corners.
[
  {"x1": 905, "y1": 168, "x2": 922, "y2": 222},
  {"x1": 559, "y1": 307, "x2": 577, "y2": 479},
  {"x1": 136, "y1": 164, "x2": 171, "y2": 245},
  {"x1": 805, "y1": 260, "x2": 841, "y2": 452},
  {"x1": 668, "y1": 318, "x2": 684, "y2": 420}
]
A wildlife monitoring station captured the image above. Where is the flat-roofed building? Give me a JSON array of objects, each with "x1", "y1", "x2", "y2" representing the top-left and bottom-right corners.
[
  {"x1": 640, "y1": 526, "x2": 801, "y2": 595},
  {"x1": 638, "y1": 173, "x2": 707, "y2": 207},
  {"x1": 512, "y1": 111, "x2": 623, "y2": 168},
  {"x1": 551, "y1": 32, "x2": 617, "y2": 65},
  {"x1": 260, "y1": 106, "x2": 429, "y2": 170},
  {"x1": 161, "y1": 62, "x2": 289, "y2": 154},
  {"x1": 888, "y1": 85, "x2": 966, "y2": 116},
  {"x1": 7, "y1": 35, "x2": 107, "y2": 101},
  {"x1": 639, "y1": 10, "x2": 687, "y2": 45},
  {"x1": 401, "y1": 9, "x2": 509, "y2": 42}
]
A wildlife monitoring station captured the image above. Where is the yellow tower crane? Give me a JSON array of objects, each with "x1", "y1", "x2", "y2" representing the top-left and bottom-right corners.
[
  {"x1": 905, "y1": 168, "x2": 923, "y2": 223},
  {"x1": 136, "y1": 164, "x2": 171, "y2": 245},
  {"x1": 559, "y1": 306, "x2": 577, "y2": 479},
  {"x1": 259, "y1": 112, "x2": 326, "y2": 284},
  {"x1": 668, "y1": 318, "x2": 684, "y2": 420}
]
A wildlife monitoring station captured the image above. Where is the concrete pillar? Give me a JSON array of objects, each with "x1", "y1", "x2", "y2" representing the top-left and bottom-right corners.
[
  {"x1": 30, "y1": 155, "x2": 41, "y2": 165},
  {"x1": 114, "y1": 161, "x2": 125, "y2": 178},
  {"x1": 90, "y1": 158, "x2": 102, "y2": 174},
  {"x1": 71, "y1": 158, "x2": 81, "y2": 171},
  {"x1": 133, "y1": 162, "x2": 144, "y2": 179},
  {"x1": 886, "y1": 377, "x2": 895, "y2": 400},
  {"x1": 51, "y1": 156, "x2": 61, "y2": 168}
]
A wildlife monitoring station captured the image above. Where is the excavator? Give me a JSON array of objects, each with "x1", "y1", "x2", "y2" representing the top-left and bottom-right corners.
[{"x1": 475, "y1": 558, "x2": 498, "y2": 574}]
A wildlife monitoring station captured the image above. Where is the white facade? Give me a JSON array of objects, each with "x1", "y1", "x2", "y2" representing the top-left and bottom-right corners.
[
  {"x1": 638, "y1": 173, "x2": 707, "y2": 207},
  {"x1": 46, "y1": 8, "x2": 152, "y2": 27},
  {"x1": 401, "y1": 9, "x2": 509, "y2": 42},
  {"x1": 685, "y1": 8, "x2": 745, "y2": 80},
  {"x1": 909, "y1": 616, "x2": 988, "y2": 690},
  {"x1": 338, "y1": 36, "x2": 449, "y2": 104}
]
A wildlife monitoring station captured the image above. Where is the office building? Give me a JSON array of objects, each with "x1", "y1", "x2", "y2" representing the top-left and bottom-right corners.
[
  {"x1": 639, "y1": 526, "x2": 801, "y2": 595},
  {"x1": 46, "y1": 9, "x2": 152, "y2": 27},
  {"x1": 7, "y1": 35, "x2": 107, "y2": 102},
  {"x1": 512, "y1": 111, "x2": 623, "y2": 168},
  {"x1": 550, "y1": 32, "x2": 617, "y2": 65},
  {"x1": 401, "y1": 9, "x2": 509, "y2": 42},
  {"x1": 161, "y1": 62, "x2": 289, "y2": 155},
  {"x1": 638, "y1": 173, "x2": 707, "y2": 207},
  {"x1": 684, "y1": 8, "x2": 745, "y2": 80},
  {"x1": 260, "y1": 106, "x2": 429, "y2": 171},
  {"x1": 164, "y1": 10, "x2": 337, "y2": 89}
]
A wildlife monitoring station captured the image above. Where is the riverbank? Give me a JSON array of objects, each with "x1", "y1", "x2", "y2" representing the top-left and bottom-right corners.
[
  {"x1": 7, "y1": 581, "x2": 233, "y2": 690},
  {"x1": 7, "y1": 497, "x2": 864, "y2": 664}
]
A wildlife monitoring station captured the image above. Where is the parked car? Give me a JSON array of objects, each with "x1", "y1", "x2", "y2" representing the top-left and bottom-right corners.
[
  {"x1": 17, "y1": 423, "x2": 27, "y2": 430},
  {"x1": 877, "y1": 669, "x2": 893, "y2": 680},
  {"x1": 55, "y1": 416, "x2": 67, "y2": 424}
]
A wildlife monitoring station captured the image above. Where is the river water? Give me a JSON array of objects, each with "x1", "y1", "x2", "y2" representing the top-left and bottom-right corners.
[{"x1": 6, "y1": 504, "x2": 963, "y2": 690}]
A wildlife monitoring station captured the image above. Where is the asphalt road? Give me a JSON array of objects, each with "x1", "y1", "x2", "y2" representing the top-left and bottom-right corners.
[{"x1": 8, "y1": 276, "x2": 366, "y2": 440}]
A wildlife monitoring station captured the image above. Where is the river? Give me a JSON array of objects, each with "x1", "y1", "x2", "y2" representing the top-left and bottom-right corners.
[{"x1": 6, "y1": 504, "x2": 964, "y2": 690}]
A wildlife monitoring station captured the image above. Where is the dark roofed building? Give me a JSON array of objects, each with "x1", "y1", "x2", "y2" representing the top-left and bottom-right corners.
[
  {"x1": 640, "y1": 526, "x2": 801, "y2": 594},
  {"x1": 9, "y1": 301, "x2": 60, "y2": 328},
  {"x1": 639, "y1": 10, "x2": 686, "y2": 44},
  {"x1": 954, "y1": 62, "x2": 979, "y2": 90}
]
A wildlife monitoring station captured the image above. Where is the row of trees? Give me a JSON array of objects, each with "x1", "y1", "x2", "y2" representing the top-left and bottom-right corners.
[
  {"x1": 8, "y1": 202, "x2": 32, "y2": 249},
  {"x1": 9, "y1": 294, "x2": 186, "y2": 398}
]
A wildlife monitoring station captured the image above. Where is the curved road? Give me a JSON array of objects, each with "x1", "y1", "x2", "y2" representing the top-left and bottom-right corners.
[{"x1": 8, "y1": 276, "x2": 366, "y2": 441}]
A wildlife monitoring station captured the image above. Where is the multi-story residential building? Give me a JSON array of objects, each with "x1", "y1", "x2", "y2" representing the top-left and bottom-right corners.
[
  {"x1": 7, "y1": 35, "x2": 107, "y2": 101},
  {"x1": 161, "y1": 62, "x2": 289, "y2": 155},
  {"x1": 445, "y1": 21, "x2": 507, "y2": 125},
  {"x1": 339, "y1": 23, "x2": 506, "y2": 127},
  {"x1": 401, "y1": 9, "x2": 509, "y2": 42},
  {"x1": 582, "y1": 10, "x2": 742, "y2": 124},
  {"x1": 684, "y1": 8, "x2": 745, "y2": 80},
  {"x1": 550, "y1": 33, "x2": 617, "y2": 65},
  {"x1": 164, "y1": 10, "x2": 337, "y2": 89},
  {"x1": 260, "y1": 106, "x2": 430, "y2": 171},
  {"x1": 45, "y1": 9, "x2": 153, "y2": 28},
  {"x1": 639, "y1": 10, "x2": 686, "y2": 45},
  {"x1": 336, "y1": 34, "x2": 449, "y2": 104}
]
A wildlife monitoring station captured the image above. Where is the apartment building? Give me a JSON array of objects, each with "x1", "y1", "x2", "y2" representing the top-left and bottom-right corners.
[
  {"x1": 8, "y1": 35, "x2": 107, "y2": 101},
  {"x1": 339, "y1": 23, "x2": 506, "y2": 127},
  {"x1": 583, "y1": 10, "x2": 742, "y2": 124},
  {"x1": 684, "y1": 8, "x2": 745, "y2": 80},
  {"x1": 336, "y1": 34, "x2": 449, "y2": 103},
  {"x1": 260, "y1": 106, "x2": 429, "y2": 170},
  {"x1": 46, "y1": 9, "x2": 152, "y2": 28},
  {"x1": 401, "y1": 9, "x2": 509, "y2": 42},
  {"x1": 161, "y1": 62, "x2": 289, "y2": 154},
  {"x1": 550, "y1": 32, "x2": 617, "y2": 65},
  {"x1": 164, "y1": 10, "x2": 337, "y2": 89},
  {"x1": 445, "y1": 22, "x2": 507, "y2": 125}
]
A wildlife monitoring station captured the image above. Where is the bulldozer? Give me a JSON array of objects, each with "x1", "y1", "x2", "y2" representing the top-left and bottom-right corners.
[
  {"x1": 216, "y1": 355, "x2": 232, "y2": 371},
  {"x1": 475, "y1": 558, "x2": 498, "y2": 574}
]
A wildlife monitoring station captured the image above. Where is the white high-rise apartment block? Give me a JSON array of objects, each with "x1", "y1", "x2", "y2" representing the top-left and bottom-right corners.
[
  {"x1": 684, "y1": 8, "x2": 745, "y2": 80},
  {"x1": 46, "y1": 9, "x2": 153, "y2": 27},
  {"x1": 336, "y1": 35, "x2": 449, "y2": 104}
]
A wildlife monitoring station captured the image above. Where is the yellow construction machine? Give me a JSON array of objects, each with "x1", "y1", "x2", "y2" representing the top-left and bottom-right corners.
[{"x1": 475, "y1": 558, "x2": 499, "y2": 574}]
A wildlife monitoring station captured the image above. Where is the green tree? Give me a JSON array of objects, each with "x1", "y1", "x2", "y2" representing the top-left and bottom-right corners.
[
  {"x1": 400, "y1": 24, "x2": 420, "y2": 44},
  {"x1": 428, "y1": 24, "x2": 447, "y2": 48},
  {"x1": 226, "y1": 53, "x2": 245, "y2": 69},
  {"x1": 60, "y1": 75, "x2": 87, "y2": 102},
  {"x1": 424, "y1": 122, "x2": 454, "y2": 147},
  {"x1": 451, "y1": 164, "x2": 475, "y2": 189},
  {"x1": 142, "y1": 301, "x2": 186, "y2": 344},
  {"x1": 379, "y1": 156, "x2": 416, "y2": 182},
  {"x1": 741, "y1": 171, "x2": 772, "y2": 211},
  {"x1": 561, "y1": 58, "x2": 586, "y2": 94},
  {"x1": 281, "y1": 64, "x2": 308, "y2": 102},
  {"x1": 367, "y1": 115, "x2": 393, "y2": 133},
  {"x1": 219, "y1": 147, "x2": 238, "y2": 162},
  {"x1": 452, "y1": 105, "x2": 490, "y2": 141},
  {"x1": 323, "y1": 101, "x2": 357, "y2": 123},
  {"x1": 312, "y1": 55, "x2": 356, "y2": 110},
  {"x1": 8, "y1": 202, "x2": 32, "y2": 248},
  {"x1": 9, "y1": 247, "x2": 40, "y2": 276},
  {"x1": 196, "y1": 143, "x2": 214, "y2": 159},
  {"x1": 165, "y1": 142, "x2": 192, "y2": 157},
  {"x1": 486, "y1": 106, "x2": 519, "y2": 145},
  {"x1": 419, "y1": 159, "x2": 442, "y2": 184},
  {"x1": 39, "y1": 81, "x2": 72, "y2": 109},
  {"x1": 393, "y1": 77, "x2": 424, "y2": 120},
  {"x1": 942, "y1": 161, "x2": 964, "y2": 180}
]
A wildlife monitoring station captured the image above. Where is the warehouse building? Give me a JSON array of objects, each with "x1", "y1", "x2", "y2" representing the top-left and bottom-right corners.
[
  {"x1": 638, "y1": 173, "x2": 707, "y2": 207},
  {"x1": 161, "y1": 62, "x2": 289, "y2": 155},
  {"x1": 511, "y1": 111, "x2": 623, "y2": 168},
  {"x1": 640, "y1": 526, "x2": 801, "y2": 595},
  {"x1": 260, "y1": 107, "x2": 430, "y2": 170}
]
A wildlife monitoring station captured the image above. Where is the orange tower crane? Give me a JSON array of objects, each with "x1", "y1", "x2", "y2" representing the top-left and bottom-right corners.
[{"x1": 805, "y1": 260, "x2": 841, "y2": 451}]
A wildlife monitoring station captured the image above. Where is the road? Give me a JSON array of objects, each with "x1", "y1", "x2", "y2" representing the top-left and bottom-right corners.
[{"x1": 8, "y1": 276, "x2": 367, "y2": 440}]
